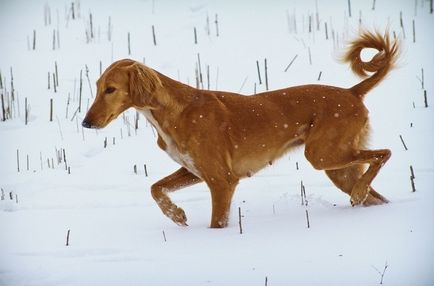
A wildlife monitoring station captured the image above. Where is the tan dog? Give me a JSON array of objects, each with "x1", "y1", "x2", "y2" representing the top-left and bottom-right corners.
[{"x1": 82, "y1": 31, "x2": 399, "y2": 228}]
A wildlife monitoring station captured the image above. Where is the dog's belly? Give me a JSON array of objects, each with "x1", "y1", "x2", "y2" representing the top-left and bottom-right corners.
[{"x1": 232, "y1": 136, "x2": 304, "y2": 178}]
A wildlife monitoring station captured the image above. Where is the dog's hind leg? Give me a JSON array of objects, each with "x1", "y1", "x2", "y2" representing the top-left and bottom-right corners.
[
  {"x1": 306, "y1": 146, "x2": 390, "y2": 206},
  {"x1": 325, "y1": 165, "x2": 389, "y2": 206},
  {"x1": 151, "y1": 167, "x2": 201, "y2": 226},
  {"x1": 305, "y1": 118, "x2": 390, "y2": 206},
  {"x1": 347, "y1": 149, "x2": 391, "y2": 205}
]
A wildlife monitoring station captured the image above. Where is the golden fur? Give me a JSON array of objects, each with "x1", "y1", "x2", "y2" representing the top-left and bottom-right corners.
[{"x1": 83, "y1": 30, "x2": 399, "y2": 228}]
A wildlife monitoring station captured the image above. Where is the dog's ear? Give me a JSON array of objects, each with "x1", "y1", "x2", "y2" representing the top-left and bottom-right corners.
[{"x1": 128, "y1": 63, "x2": 162, "y2": 108}]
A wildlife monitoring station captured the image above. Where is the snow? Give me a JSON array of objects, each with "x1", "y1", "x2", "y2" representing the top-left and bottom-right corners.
[{"x1": 1, "y1": 0, "x2": 433, "y2": 285}]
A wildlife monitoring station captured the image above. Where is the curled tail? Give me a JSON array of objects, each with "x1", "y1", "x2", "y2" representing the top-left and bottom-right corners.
[{"x1": 344, "y1": 30, "x2": 399, "y2": 99}]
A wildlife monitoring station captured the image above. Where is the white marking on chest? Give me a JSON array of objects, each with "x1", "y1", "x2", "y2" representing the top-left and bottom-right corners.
[{"x1": 139, "y1": 110, "x2": 201, "y2": 178}]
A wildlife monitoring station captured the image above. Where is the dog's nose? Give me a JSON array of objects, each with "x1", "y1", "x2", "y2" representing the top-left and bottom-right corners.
[{"x1": 81, "y1": 119, "x2": 92, "y2": 128}]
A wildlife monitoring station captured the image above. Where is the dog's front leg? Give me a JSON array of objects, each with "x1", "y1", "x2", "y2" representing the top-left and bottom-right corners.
[
  {"x1": 151, "y1": 167, "x2": 201, "y2": 226},
  {"x1": 206, "y1": 176, "x2": 239, "y2": 228}
]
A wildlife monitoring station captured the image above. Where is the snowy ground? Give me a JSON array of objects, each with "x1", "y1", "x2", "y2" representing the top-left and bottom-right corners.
[{"x1": 1, "y1": 0, "x2": 433, "y2": 285}]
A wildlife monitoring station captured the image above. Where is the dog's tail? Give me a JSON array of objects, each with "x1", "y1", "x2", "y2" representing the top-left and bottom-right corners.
[{"x1": 344, "y1": 30, "x2": 399, "y2": 99}]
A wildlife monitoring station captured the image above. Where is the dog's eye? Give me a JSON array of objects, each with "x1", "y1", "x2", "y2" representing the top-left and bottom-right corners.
[{"x1": 104, "y1": 86, "x2": 116, "y2": 94}]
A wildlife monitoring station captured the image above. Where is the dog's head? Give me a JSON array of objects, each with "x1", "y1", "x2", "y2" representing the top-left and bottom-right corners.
[{"x1": 82, "y1": 59, "x2": 162, "y2": 129}]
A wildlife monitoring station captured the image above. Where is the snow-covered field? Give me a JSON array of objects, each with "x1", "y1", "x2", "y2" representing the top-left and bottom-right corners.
[{"x1": 1, "y1": 0, "x2": 433, "y2": 285}]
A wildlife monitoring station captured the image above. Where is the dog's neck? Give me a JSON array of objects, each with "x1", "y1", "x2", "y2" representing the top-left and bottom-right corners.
[
  {"x1": 151, "y1": 72, "x2": 197, "y2": 113},
  {"x1": 137, "y1": 72, "x2": 199, "y2": 138}
]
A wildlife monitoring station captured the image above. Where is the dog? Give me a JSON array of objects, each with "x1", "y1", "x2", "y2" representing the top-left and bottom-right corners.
[{"x1": 82, "y1": 30, "x2": 399, "y2": 228}]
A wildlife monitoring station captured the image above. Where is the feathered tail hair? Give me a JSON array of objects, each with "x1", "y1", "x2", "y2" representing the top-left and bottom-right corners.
[{"x1": 343, "y1": 30, "x2": 399, "y2": 99}]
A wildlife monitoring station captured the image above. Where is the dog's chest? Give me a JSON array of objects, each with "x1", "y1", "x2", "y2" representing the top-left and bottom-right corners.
[{"x1": 139, "y1": 110, "x2": 201, "y2": 178}]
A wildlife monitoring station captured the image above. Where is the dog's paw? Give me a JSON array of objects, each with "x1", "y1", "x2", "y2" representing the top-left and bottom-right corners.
[
  {"x1": 350, "y1": 185, "x2": 370, "y2": 206},
  {"x1": 362, "y1": 193, "x2": 388, "y2": 206},
  {"x1": 169, "y1": 207, "x2": 188, "y2": 226}
]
